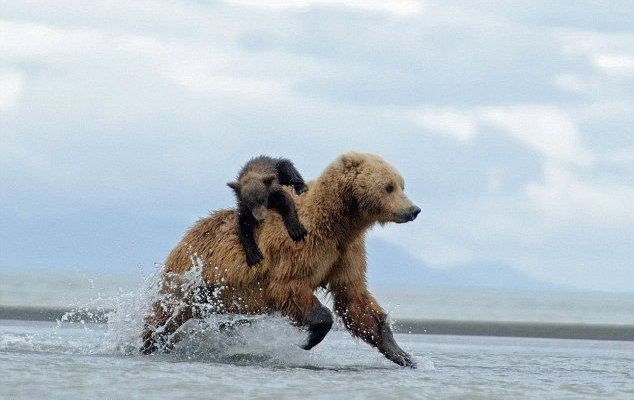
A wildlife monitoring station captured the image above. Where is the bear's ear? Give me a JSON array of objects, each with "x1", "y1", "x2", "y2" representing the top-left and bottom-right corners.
[
  {"x1": 227, "y1": 181, "x2": 241, "y2": 192},
  {"x1": 262, "y1": 174, "x2": 276, "y2": 186},
  {"x1": 340, "y1": 152, "x2": 365, "y2": 170}
]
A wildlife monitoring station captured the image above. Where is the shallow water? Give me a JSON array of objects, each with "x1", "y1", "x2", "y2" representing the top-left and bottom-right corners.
[
  {"x1": 2, "y1": 266, "x2": 633, "y2": 399},
  {"x1": 1, "y1": 319, "x2": 633, "y2": 400}
]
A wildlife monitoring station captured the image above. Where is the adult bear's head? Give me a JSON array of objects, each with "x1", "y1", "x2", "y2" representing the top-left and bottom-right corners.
[{"x1": 335, "y1": 152, "x2": 421, "y2": 225}]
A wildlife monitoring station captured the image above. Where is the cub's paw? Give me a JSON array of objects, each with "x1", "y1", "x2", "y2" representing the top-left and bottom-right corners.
[
  {"x1": 245, "y1": 248, "x2": 264, "y2": 267},
  {"x1": 292, "y1": 181, "x2": 308, "y2": 195},
  {"x1": 288, "y1": 223, "x2": 308, "y2": 242}
]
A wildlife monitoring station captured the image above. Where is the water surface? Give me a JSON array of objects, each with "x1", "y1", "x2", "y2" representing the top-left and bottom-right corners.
[{"x1": 2, "y1": 319, "x2": 632, "y2": 399}]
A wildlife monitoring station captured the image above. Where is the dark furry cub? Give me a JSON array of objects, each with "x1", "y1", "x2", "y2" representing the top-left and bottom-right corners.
[{"x1": 227, "y1": 156, "x2": 308, "y2": 266}]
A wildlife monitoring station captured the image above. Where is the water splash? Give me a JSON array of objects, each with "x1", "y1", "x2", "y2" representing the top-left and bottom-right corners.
[
  {"x1": 55, "y1": 264, "x2": 309, "y2": 364},
  {"x1": 4, "y1": 263, "x2": 431, "y2": 370}
]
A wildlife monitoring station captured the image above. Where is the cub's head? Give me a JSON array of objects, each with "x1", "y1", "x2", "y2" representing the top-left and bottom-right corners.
[
  {"x1": 227, "y1": 174, "x2": 277, "y2": 221},
  {"x1": 337, "y1": 152, "x2": 420, "y2": 224}
]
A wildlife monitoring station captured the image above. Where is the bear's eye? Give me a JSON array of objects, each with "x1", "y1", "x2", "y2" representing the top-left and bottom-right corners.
[{"x1": 386, "y1": 183, "x2": 394, "y2": 194}]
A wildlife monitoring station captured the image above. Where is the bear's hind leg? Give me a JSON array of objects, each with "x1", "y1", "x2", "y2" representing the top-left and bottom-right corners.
[
  {"x1": 269, "y1": 280, "x2": 333, "y2": 350},
  {"x1": 141, "y1": 300, "x2": 193, "y2": 354},
  {"x1": 302, "y1": 302, "x2": 334, "y2": 350}
]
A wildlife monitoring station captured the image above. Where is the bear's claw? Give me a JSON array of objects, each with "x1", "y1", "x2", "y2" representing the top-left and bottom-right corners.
[
  {"x1": 378, "y1": 320, "x2": 417, "y2": 368},
  {"x1": 386, "y1": 350, "x2": 417, "y2": 369}
]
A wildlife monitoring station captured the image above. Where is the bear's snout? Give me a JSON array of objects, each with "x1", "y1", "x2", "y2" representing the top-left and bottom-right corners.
[
  {"x1": 394, "y1": 205, "x2": 421, "y2": 223},
  {"x1": 409, "y1": 205, "x2": 421, "y2": 220}
]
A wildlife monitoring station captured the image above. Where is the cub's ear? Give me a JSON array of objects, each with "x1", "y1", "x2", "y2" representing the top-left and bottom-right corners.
[
  {"x1": 262, "y1": 174, "x2": 277, "y2": 186},
  {"x1": 340, "y1": 151, "x2": 365, "y2": 169},
  {"x1": 227, "y1": 181, "x2": 240, "y2": 191}
]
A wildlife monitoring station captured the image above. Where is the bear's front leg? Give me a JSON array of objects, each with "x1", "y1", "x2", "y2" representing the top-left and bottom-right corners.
[
  {"x1": 332, "y1": 289, "x2": 416, "y2": 368},
  {"x1": 269, "y1": 280, "x2": 333, "y2": 350},
  {"x1": 374, "y1": 314, "x2": 416, "y2": 368},
  {"x1": 328, "y1": 237, "x2": 416, "y2": 368}
]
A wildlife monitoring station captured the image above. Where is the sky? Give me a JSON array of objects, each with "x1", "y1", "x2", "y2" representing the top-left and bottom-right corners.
[{"x1": 0, "y1": 0, "x2": 632, "y2": 291}]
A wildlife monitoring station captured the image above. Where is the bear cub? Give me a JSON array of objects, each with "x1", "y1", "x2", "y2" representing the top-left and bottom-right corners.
[{"x1": 228, "y1": 156, "x2": 308, "y2": 266}]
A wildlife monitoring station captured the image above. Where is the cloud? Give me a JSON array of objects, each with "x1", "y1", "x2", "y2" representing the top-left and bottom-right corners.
[
  {"x1": 552, "y1": 74, "x2": 599, "y2": 94},
  {"x1": 167, "y1": 64, "x2": 286, "y2": 97},
  {"x1": 0, "y1": 0, "x2": 632, "y2": 291},
  {"x1": 558, "y1": 29, "x2": 634, "y2": 79},
  {"x1": 0, "y1": 19, "x2": 107, "y2": 58},
  {"x1": 0, "y1": 69, "x2": 23, "y2": 111},
  {"x1": 225, "y1": 0, "x2": 424, "y2": 16},
  {"x1": 593, "y1": 54, "x2": 634, "y2": 77},
  {"x1": 524, "y1": 162, "x2": 634, "y2": 227},
  {"x1": 608, "y1": 147, "x2": 634, "y2": 168},
  {"x1": 448, "y1": 1, "x2": 634, "y2": 32},
  {"x1": 406, "y1": 108, "x2": 476, "y2": 141},
  {"x1": 406, "y1": 105, "x2": 594, "y2": 165},
  {"x1": 237, "y1": 1, "x2": 579, "y2": 107},
  {"x1": 0, "y1": 19, "x2": 285, "y2": 100},
  {"x1": 479, "y1": 106, "x2": 594, "y2": 165}
]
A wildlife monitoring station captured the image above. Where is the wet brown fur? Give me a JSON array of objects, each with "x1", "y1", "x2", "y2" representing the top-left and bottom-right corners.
[{"x1": 142, "y1": 152, "x2": 418, "y2": 356}]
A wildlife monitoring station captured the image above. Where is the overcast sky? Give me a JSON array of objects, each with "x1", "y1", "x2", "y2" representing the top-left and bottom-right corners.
[{"x1": 1, "y1": 0, "x2": 632, "y2": 291}]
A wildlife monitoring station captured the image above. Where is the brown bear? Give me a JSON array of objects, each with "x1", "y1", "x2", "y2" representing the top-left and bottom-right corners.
[
  {"x1": 141, "y1": 152, "x2": 421, "y2": 367},
  {"x1": 227, "y1": 155, "x2": 308, "y2": 267}
]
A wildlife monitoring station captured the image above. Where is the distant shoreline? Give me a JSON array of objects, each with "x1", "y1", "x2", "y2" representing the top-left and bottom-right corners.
[
  {"x1": 2, "y1": 305, "x2": 633, "y2": 342},
  {"x1": 392, "y1": 319, "x2": 634, "y2": 342}
]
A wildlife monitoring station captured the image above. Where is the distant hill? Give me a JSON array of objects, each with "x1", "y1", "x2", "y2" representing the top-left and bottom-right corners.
[{"x1": 366, "y1": 238, "x2": 568, "y2": 292}]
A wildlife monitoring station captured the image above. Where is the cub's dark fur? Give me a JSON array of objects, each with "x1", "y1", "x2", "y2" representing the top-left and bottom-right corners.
[{"x1": 228, "y1": 156, "x2": 308, "y2": 266}]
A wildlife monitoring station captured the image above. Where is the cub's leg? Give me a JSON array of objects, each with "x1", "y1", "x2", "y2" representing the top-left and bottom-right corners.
[
  {"x1": 276, "y1": 159, "x2": 307, "y2": 195},
  {"x1": 269, "y1": 280, "x2": 334, "y2": 350},
  {"x1": 268, "y1": 189, "x2": 307, "y2": 242},
  {"x1": 237, "y1": 205, "x2": 264, "y2": 266}
]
